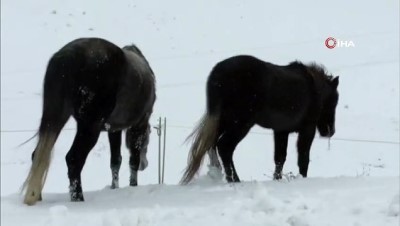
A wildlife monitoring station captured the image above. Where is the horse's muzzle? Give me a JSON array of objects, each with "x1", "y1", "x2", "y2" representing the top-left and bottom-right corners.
[
  {"x1": 328, "y1": 126, "x2": 335, "y2": 137},
  {"x1": 326, "y1": 126, "x2": 335, "y2": 137},
  {"x1": 319, "y1": 125, "x2": 335, "y2": 137}
]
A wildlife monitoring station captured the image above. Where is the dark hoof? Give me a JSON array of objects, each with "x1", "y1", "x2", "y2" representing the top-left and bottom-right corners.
[
  {"x1": 226, "y1": 177, "x2": 241, "y2": 183},
  {"x1": 70, "y1": 192, "x2": 84, "y2": 202},
  {"x1": 110, "y1": 181, "x2": 119, "y2": 189},
  {"x1": 273, "y1": 172, "x2": 282, "y2": 180},
  {"x1": 300, "y1": 173, "x2": 307, "y2": 178},
  {"x1": 129, "y1": 182, "x2": 138, "y2": 186},
  {"x1": 71, "y1": 196, "x2": 84, "y2": 202}
]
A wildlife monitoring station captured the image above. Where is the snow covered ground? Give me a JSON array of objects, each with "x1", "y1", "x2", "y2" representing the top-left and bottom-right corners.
[
  {"x1": 2, "y1": 178, "x2": 399, "y2": 226},
  {"x1": 1, "y1": 0, "x2": 399, "y2": 225}
]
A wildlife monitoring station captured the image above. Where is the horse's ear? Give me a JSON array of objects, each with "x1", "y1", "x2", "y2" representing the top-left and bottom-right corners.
[{"x1": 331, "y1": 76, "x2": 339, "y2": 89}]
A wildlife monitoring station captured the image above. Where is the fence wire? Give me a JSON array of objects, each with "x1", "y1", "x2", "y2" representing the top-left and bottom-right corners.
[{"x1": 1, "y1": 124, "x2": 398, "y2": 145}]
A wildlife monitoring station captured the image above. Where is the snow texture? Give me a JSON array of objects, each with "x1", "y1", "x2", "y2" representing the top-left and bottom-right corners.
[{"x1": 1, "y1": 0, "x2": 399, "y2": 225}]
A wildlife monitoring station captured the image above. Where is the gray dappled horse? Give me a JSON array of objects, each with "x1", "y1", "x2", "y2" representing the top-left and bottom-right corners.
[{"x1": 22, "y1": 38, "x2": 156, "y2": 205}]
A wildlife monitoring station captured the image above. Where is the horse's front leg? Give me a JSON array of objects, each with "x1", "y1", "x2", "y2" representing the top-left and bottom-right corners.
[
  {"x1": 66, "y1": 122, "x2": 101, "y2": 201},
  {"x1": 297, "y1": 125, "x2": 316, "y2": 177},
  {"x1": 126, "y1": 124, "x2": 150, "y2": 186},
  {"x1": 273, "y1": 131, "x2": 289, "y2": 180},
  {"x1": 108, "y1": 131, "x2": 122, "y2": 189}
]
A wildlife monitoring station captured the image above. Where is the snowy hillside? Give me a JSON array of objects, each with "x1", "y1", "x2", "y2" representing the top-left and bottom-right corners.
[{"x1": 1, "y1": 0, "x2": 399, "y2": 225}]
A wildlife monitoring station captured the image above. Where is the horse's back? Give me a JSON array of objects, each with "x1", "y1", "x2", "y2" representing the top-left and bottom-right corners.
[
  {"x1": 56, "y1": 38, "x2": 125, "y2": 72},
  {"x1": 207, "y1": 55, "x2": 270, "y2": 99},
  {"x1": 207, "y1": 55, "x2": 284, "y2": 109},
  {"x1": 48, "y1": 38, "x2": 126, "y2": 83},
  {"x1": 58, "y1": 38, "x2": 122, "y2": 55}
]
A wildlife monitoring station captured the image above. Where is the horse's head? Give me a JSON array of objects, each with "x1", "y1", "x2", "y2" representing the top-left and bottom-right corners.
[
  {"x1": 307, "y1": 63, "x2": 339, "y2": 138},
  {"x1": 317, "y1": 76, "x2": 339, "y2": 138}
]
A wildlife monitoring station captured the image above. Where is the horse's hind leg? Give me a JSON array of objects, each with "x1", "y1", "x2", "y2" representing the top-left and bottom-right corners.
[
  {"x1": 66, "y1": 121, "x2": 102, "y2": 201},
  {"x1": 208, "y1": 147, "x2": 222, "y2": 169},
  {"x1": 30, "y1": 152, "x2": 43, "y2": 201},
  {"x1": 126, "y1": 123, "x2": 150, "y2": 186},
  {"x1": 108, "y1": 131, "x2": 122, "y2": 189},
  {"x1": 273, "y1": 131, "x2": 289, "y2": 180},
  {"x1": 206, "y1": 147, "x2": 223, "y2": 180},
  {"x1": 217, "y1": 123, "x2": 252, "y2": 183},
  {"x1": 207, "y1": 123, "x2": 224, "y2": 177},
  {"x1": 297, "y1": 125, "x2": 316, "y2": 178}
]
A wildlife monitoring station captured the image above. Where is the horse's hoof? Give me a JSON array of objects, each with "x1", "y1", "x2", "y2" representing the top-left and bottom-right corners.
[
  {"x1": 226, "y1": 177, "x2": 241, "y2": 183},
  {"x1": 110, "y1": 181, "x2": 119, "y2": 189},
  {"x1": 273, "y1": 172, "x2": 282, "y2": 180},
  {"x1": 70, "y1": 192, "x2": 84, "y2": 202},
  {"x1": 227, "y1": 180, "x2": 241, "y2": 183},
  {"x1": 207, "y1": 165, "x2": 223, "y2": 181},
  {"x1": 71, "y1": 196, "x2": 84, "y2": 202},
  {"x1": 296, "y1": 173, "x2": 306, "y2": 179},
  {"x1": 129, "y1": 182, "x2": 138, "y2": 186}
]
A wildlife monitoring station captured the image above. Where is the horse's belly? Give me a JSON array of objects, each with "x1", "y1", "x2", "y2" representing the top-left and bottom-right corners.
[
  {"x1": 106, "y1": 111, "x2": 135, "y2": 130},
  {"x1": 105, "y1": 80, "x2": 154, "y2": 131},
  {"x1": 105, "y1": 100, "x2": 145, "y2": 131},
  {"x1": 255, "y1": 110, "x2": 305, "y2": 131}
]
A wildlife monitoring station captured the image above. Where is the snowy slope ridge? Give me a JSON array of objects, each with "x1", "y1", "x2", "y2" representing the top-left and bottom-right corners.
[{"x1": 1, "y1": 0, "x2": 399, "y2": 225}]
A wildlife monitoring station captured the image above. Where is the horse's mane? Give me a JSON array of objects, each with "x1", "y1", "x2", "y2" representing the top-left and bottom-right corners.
[
  {"x1": 307, "y1": 62, "x2": 333, "y2": 81},
  {"x1": 288, "y1": 60, "x2": 333, "y2": 82}
]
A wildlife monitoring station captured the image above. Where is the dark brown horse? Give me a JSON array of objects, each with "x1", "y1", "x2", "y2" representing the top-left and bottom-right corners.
[
  {"x1": 22, "y1": 38, "x2": 156, "y2": 205},
  {"x1": 181, "y1": 55, "x2": 339, "y2": 184}
]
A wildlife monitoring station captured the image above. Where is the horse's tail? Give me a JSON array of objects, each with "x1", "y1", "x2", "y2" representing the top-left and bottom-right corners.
[
  {"x1": 180, "y1": 113, "x2": 220, "y2": 184},
  {"x1": 22, "y1": 54, "x2": 71, "y2": 205},
  {"x1": 180, "y1": 69, "x2": 223, "y2": 184}
]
